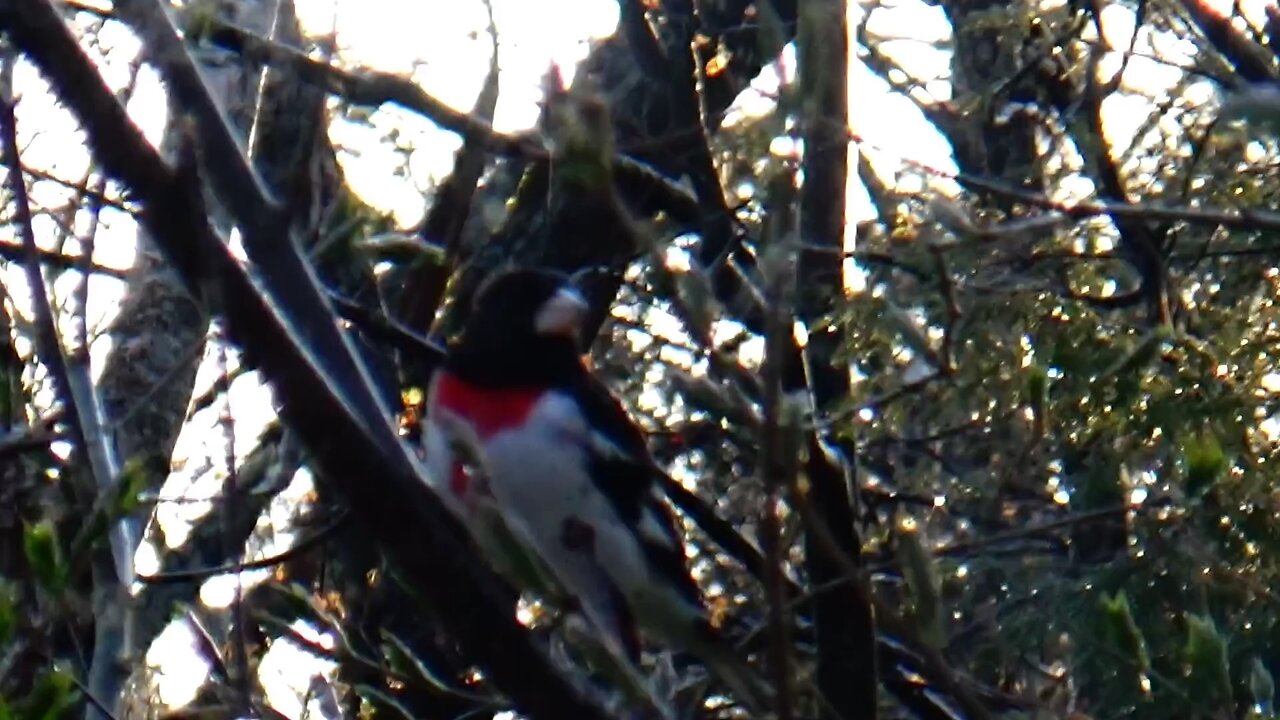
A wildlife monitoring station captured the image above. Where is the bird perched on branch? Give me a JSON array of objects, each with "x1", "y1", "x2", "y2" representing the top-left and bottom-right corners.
[{"x1": 422, "y1": 267, "x2": 769, "y2": 714}]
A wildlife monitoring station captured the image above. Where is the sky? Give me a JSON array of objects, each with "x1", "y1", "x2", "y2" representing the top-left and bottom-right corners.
[{"x1": 2, "y1": 0, "x2": 1249, "y2": 716}]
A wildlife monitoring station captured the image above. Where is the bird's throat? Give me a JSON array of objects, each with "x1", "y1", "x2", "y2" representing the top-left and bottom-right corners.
[{"x1": 432, "y1": 373, "x2": 545, "y2": 440}]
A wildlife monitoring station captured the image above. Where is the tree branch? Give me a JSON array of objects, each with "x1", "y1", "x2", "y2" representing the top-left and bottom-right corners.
[
  {"x1": 137, "y1": 510, "x2": 349, "y2": 584},
  {"x1": 0, "y1": 88, "x2": 131, "y2": 584},
  {"x1": 795, "y1": 2, "x2": 879, "y2": 717}
]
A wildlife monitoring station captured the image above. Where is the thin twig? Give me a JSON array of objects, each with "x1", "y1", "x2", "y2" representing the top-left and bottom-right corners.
[
  {"x1": 0, "y1": 97, "x2": 83, "y2": 450},
  {"x1": 0, "y1": 83, "x2": 130, "y2": 582},
  {"x1": 0, "y1": 239, "x2": 128, "y2": 278},
  {"x1": 0, "y1": 154, "x2": 131, "y2": 211},
  {"x1": 0, "y1": 413, "x2": 62, "y2": 459},
  {"x1": 328, "y1": 291, "x2": 445, "y2": 360},
  {"x1": 137, "y1": 510, "x2": 349, "y2": 584},
  {"x1": 213, "y1": 321, "x2": 251, "y2": 702},
  {"x1": 63, "y1": 667, "x2": 121, "y2": 720},
  {"x1": 926, "y1": 504, "x2": 1132, "y2": 564},
  {"x1": 793, "y1": 487, "x2": 994, "y2": 720},
  {"x1": 114, "y1": 0, "x2": 284, "y2": 236}
]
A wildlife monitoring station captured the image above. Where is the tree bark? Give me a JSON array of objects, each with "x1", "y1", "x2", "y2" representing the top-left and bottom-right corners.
[
  {"x1": 87, "y1": 0, "x2": 268, "y2": 707},
  {"x1": 794, "y1": 2, "x2": 879, "y2": 717}
]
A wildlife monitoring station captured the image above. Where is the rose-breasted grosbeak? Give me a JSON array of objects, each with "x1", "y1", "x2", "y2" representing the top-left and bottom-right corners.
[{"x1": 423, "y1": 268, "x2": 768, "y2": 713}]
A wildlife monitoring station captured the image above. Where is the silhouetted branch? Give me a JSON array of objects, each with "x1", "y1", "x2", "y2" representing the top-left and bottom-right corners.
[
  {"x1": 618, "y1": 0, "x2": 669, "y2": 79},
  {"x1": 869, "y1": 134, "x2": 1280, "y2": 235},
  {"x1": 137, "y1": 510, "x2": 349, "y2": 584},
  {"x1": 0, "y1": 91, "x2": 130, "y2": 584},
  {"x1": 758, "y1": 199, "x2": 797, "y2": 720},
  {"x1": 395, "y1": 0, "x2": 501, "y2": 334},
  {"x1": 192, "y1": 16, "x2": 704, "y2": 227},
  {"x1": 1180, "y1": 0, "x2": 1276, "y2": 83}
]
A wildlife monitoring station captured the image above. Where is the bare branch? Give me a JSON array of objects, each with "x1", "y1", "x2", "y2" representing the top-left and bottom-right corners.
[
  {"x1": 112, "y1": 0, "x2": 285, "y2": 244},
  {"x1": 136, "y1": 510, "x2": 348, "y2": 584},
  {"x1": 0, "y1": 241, "x2": 127, "y2": 278},
  {"x1": 758, "y1": 180, "x2": 797, "y2": 720},
  {"x1": 0, "y1": 83, "x2": 130, "y2": 583}
]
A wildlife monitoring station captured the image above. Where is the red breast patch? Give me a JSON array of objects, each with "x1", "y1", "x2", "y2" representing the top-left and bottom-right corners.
[{"x1": 432, "y1": 373, "x2": 545, "y2": 440}]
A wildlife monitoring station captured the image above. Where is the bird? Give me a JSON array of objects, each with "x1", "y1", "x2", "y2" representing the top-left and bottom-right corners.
[{"x1": 422, "y1": 267, "x2": 770, "y2": 713}]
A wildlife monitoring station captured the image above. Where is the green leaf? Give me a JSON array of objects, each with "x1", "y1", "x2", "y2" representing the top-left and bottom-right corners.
[
  {"x1": 1184, "y1": 613, "x2": 1232, "y2": 706},
  {"x1": 1099, "y1": 590, "x2": 1150, "y2": 673},
  {"x1": 22, "y1": 666, "x2": 79, "y2": 720},
  {"x1": 1026, "y1": 363, "x2": 1049, "y2": 410},
  {"x1": 114, "y1": 455, "x2": 151, "y2": 516},
  {"x1": 1183, "y1": 432, "x2": 1228, "y2": 499},
  {"x1": 175, "y1": 0, "x2": 221, "y2": 43},
  {"x1": 897, "y1": 521, "x2": 944, "y2": 648},
  {"x1": 547, "y1": 89, "x2": 614, "y2": 192},
  {"x1": 1025, "y1": 363, "x2": 1050, "y2": 434},
  {"x1": 1099, "y1": 326, "x2": 1170, "y2": 383},
  {"x1": 23, "y1": 520, "x2": 65, "y2": 594}
]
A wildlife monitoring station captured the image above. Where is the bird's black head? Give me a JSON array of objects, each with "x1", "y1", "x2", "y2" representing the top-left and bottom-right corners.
[{"x1": 445, "y1": 268, "x2": 589, "y2": 387}]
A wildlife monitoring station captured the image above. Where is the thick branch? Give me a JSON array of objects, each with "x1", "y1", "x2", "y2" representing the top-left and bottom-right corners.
[{"x1": 795, "y1": 2, "x2": 879, "y2": 717}]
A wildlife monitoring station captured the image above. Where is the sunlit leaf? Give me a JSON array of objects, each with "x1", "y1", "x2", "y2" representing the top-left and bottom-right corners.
[
  {"x1": 21, "y1": 666, "x2": 79, "y2": 720},
  {"x1": 1099, "y1": 590, "x2": 1150, "y2": 674},
  {"x1": 23, "y1": 520, "x2": 65, "y2": 595},
  {"x1": 1183, "y1": 432, "x2": 1228, "y2": 499},
  {"x1": 897, "y1": 519, "x2": 944, "y2": 648},
  {"x1": 1184, "y1": 614, "x2": 1232, "y2": 706}
]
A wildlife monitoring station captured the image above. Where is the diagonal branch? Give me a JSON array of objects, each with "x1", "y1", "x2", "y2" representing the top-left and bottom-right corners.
[
  {"x1": 113, "y1": 0, "x2": 283, "y2": 234},
  {"x1": 0, "y1": 89, "x2": 130, "y2": 583}
]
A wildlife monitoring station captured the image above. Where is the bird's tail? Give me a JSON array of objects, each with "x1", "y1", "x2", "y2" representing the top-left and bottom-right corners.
[{"x1": 562, "y1": 614, "x2": 675, "y2": 720}]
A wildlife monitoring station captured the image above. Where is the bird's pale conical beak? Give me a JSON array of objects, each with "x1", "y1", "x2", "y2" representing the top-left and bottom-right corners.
[{"x1": 535, "y1": 286, "x2": 589, "y2": 338}]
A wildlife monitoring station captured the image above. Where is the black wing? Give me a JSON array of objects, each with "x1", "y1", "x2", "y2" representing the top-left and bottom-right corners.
[{"x1": 568, "y1": 367, "x2": 703, "y2": 605}]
